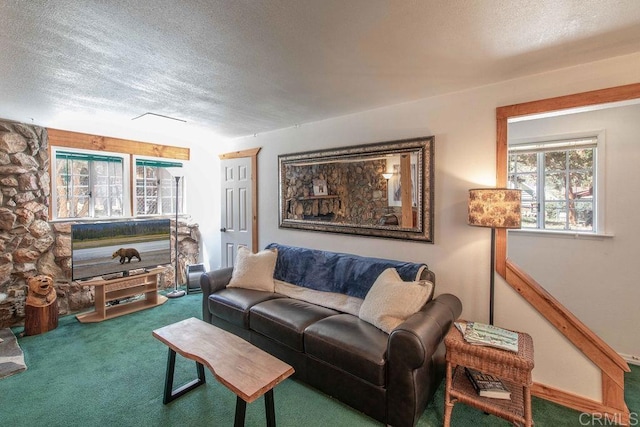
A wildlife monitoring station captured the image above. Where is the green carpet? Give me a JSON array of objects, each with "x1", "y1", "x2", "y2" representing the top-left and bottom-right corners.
[{"x1": 3, "y1": 292, "x2": 638, "y2": 426}]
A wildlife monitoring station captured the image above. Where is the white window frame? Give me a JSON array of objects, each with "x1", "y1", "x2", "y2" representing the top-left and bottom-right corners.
[
  {"x1": 508, "y1": 131, "x2": 605, "y2": 234},
  {"x1": 133, "y1": 157, "x2": 186, "y2": 217},
  {"x1": 51, "y1": 147, "x2": 131, "y2": 220}
]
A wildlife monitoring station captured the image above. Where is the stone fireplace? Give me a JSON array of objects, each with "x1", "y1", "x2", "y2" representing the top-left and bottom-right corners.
[
  {"x1": 0, "y1": 119, "x2": 200, "y2": 329},
  {"x1": 284, "y1": 159, "x2": 392, "y2": 225}
]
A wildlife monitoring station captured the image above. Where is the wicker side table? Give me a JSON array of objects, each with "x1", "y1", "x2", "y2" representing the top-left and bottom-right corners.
[{"x1": 443, "y1": 322, "x2": 534, "y2": 427}]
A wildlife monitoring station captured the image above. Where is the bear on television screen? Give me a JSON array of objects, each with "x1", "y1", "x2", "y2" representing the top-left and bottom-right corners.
[{"x1": 112, "y1": 248, "x2": 142, "y2": 264}]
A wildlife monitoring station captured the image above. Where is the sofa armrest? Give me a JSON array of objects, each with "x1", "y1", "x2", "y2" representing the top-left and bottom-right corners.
[
  {"x1": 386, "y1": 293, "x2": 462, "y2": 427},
  {"x1": 200, "y1": 267, "x2": 233, "y2": 322}
]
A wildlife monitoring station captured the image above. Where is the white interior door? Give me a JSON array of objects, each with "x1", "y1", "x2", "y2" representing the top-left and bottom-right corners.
[{"x1": 220, "y1": 156, "x2": 253, "y2": 268}]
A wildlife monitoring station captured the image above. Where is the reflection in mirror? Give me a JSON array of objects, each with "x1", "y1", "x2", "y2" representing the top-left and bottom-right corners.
[{"x1": 278, "y1": 137, "x2": 434, "y2": 242}]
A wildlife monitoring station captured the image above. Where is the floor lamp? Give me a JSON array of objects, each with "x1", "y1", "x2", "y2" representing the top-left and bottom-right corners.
[
  {"x1": 167, "y1": 169, "x2": 186, "y2": 299},
  {"x1": 468, "y1": 188, "x2": 521, "y2": 325}
]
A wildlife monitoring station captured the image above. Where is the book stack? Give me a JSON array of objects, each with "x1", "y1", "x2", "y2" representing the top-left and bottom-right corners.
[
  {"x1": 455, "y1": 321, "x2": 519, "y2": 353},
  {"x1": 464, "y1": 367, "x2": 511, "y2": 400}
]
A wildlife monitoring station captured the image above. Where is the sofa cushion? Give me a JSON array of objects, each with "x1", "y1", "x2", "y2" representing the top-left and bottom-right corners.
[
  {"x1": 359, "y1": 268, "x2": 434, "y2": 333},
  {"x1": 208, "y1": 288, "x2": 284, "y2": 328},
  {"x1": 250, "y1": 299, "x2": 339, "y2": 352},
  {"x1": 265, "y1": 243, "x2": 426, "y2": 299},
  {"x1": 227, "y1": 246, "x2": 277, "y2": 292},
  {"x1": 304, "y1": 314, "x2": 389, "y2": 386}
]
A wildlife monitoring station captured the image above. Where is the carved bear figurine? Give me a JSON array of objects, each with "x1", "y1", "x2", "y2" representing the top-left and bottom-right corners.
[
  {"x1": 24, "y1": 274, "x2": 58, "y2": 336},
  {"x1": 26, "y1": 275, "x2": 57, "y2": 307}
]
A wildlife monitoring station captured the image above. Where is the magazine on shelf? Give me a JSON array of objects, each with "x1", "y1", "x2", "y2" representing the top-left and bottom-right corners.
[
  {"x1": 454, "y1": 321, "x2": 519, "y2": 353},
  {"x1": 464, "y1": 367, "x2": 511, "y2": 400},
  {"x1": 454, "y1": 321, "x2": 467, "y2": 335}
]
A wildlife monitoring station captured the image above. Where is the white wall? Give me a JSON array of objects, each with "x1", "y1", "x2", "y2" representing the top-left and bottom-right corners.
[
  {"x1": 189, "y1": 52, "x2": 640, "y2": 400},
  {"x1": 183, "y1": 141, "x2": 224, "y2": 272},
  {"x1": 508, "y1": 103, "x2": 640, "y2": 361}
]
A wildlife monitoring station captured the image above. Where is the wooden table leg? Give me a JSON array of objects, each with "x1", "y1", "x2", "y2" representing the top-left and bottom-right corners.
[
  {"x1": 443, "y1": 362, "x2": 454, "y2": 427},
  {"x1": 524, "y1": 385, "x2": 532, "y2": 427}
]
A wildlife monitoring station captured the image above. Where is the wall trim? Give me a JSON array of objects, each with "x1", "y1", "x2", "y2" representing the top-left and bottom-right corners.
[
  {"x1": 47, "y1": 128, "x2": 190, "y2": 160},
  {"x1": 495, "y1": 83, "x2": 640, "y2": 421},
  {"x1": 619, "y1": 353, "x2": 640, "y2": 367},
  {"x1": 532, "y1": 382, "x2": 630, "y2": 425},
  {"x1": 219, "y1": 147, "x2": 261, "y2": 252}
]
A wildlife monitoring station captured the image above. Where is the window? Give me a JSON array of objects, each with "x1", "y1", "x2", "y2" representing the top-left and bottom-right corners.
[
  {"x1": 135, "y1": 159, "x2": 184, "y2": 216},
  {"x1": 508, "y1": 137, "x2": 598, "y2": 232},
  {"x1": 54, "y1": 151, "x2": 125, "y2": 219},
  {"x1": 52, "y1": 149, "x2": 186, "y2": 220}
]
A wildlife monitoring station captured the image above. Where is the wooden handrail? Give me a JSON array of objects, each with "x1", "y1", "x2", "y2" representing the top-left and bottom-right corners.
[
  {"x1": 505, "y1": 260, "x2": 630, "y2": 421},
  {"x1": 506, "y1": 260, "x2": 629, "y2": 376}
]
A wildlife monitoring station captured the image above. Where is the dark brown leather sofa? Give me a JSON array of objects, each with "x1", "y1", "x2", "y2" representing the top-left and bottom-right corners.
[{"x1": 201, "y1": 244, "x2": 462, "y2": 427}]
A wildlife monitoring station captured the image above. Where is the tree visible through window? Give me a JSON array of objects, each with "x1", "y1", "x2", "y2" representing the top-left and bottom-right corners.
[
  {"x1": 508, "y1": 138, "x2": 597, "y2": 232},
  {"x1": 135, "y1": 160, "x2": 183, "y2": 216}
]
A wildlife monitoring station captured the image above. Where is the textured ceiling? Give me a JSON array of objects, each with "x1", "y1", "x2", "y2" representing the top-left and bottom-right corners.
[{"x1": 1, "y1": 0, "x2": 640, "y2": 140}]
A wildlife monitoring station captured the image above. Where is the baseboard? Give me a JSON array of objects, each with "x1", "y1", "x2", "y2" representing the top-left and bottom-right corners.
[
  {"x1": 619, "y1": 353, "x2": 640, "y2": 366},
  {"x1": 532, "y1": 382, "x2": 630, "y2": 425}
]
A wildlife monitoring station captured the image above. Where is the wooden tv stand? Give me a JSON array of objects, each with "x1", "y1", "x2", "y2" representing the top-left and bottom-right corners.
[{"x1": 76, "y1": 268, "x2": 168, "y2": 323}]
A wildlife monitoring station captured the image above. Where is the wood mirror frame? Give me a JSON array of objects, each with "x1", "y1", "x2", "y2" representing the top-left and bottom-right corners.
[
  {"x1": 495, "y1": 82, "x2": 640, "y2": 422},
  {"x1": 278, "y1": 136, "x2": 434, "y2": 242}
]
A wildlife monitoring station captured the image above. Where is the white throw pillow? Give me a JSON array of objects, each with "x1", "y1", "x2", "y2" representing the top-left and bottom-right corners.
[
  {"x1": 227, "y1": 246, "x2": 277, "y2": 292},
  {"x1": 359, "y1": 268, "x2": 434, "y2": 333}
]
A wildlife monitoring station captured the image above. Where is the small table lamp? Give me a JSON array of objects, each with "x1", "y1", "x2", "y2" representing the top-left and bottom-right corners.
[{"x1": 468, "y1": 188, "x2": 521, "y2": 324}]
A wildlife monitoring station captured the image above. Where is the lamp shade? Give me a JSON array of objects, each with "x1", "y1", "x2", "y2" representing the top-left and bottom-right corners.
[
  {"x1": 468, "y1": 188, "x2": 522, "y2": 229},
  {"x1": 382, "y1": 172, "x2": 393, "y2": 180}
]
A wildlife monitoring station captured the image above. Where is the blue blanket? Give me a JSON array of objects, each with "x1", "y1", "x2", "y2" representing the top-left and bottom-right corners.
[{"x1": 265, "y1": 243, "x2": 427, "y2": 299}]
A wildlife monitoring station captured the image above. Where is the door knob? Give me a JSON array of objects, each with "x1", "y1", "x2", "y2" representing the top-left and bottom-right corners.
[{"x1": 220, "y1": 227, "x2": 227, "y2": 232}]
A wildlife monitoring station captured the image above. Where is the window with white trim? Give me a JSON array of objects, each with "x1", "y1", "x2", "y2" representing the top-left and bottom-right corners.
[
  {"x1": 53, "y1": 151, "x2": 125, "y2": 219},
  {"x1": 135, "y1": 159, "x2": 184, "y2": 216},
  {"x1": 508, "y1": 137, "x2": 599, "y2": 232}
]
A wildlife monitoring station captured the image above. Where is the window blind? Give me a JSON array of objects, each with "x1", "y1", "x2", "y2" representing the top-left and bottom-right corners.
[
  {"x1": 56, "y1": 151, "x2": 123, "y2": 163},
  {"x1": 136, "y1": 159, "x2": 183, "y2": 168}
]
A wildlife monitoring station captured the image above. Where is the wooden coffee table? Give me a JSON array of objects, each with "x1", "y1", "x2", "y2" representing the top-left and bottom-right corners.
[{"x1": 152, "y1": 317, "x2": 294, "y2": 426}]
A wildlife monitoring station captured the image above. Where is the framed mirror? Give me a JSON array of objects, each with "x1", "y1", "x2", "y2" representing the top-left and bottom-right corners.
[{"x1": 278, "y1": 136, "x2": 434, "y2": 242}]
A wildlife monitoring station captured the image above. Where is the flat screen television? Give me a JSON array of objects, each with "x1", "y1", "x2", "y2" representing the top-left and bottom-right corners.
[{"x1": 71, "y1": 219, "x2": 171, "y2": 281}]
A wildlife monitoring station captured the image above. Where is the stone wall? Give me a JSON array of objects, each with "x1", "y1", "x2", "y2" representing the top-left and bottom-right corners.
[
  {"x1": 284, "y1": 160, "x2": 389, "y2": 224},
  {"x1": 0, "y1": 119, "x2": 200, "y2": 328},
  {"x1": 342, "y1": 160, "x2": 389, "y2": 224}
]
